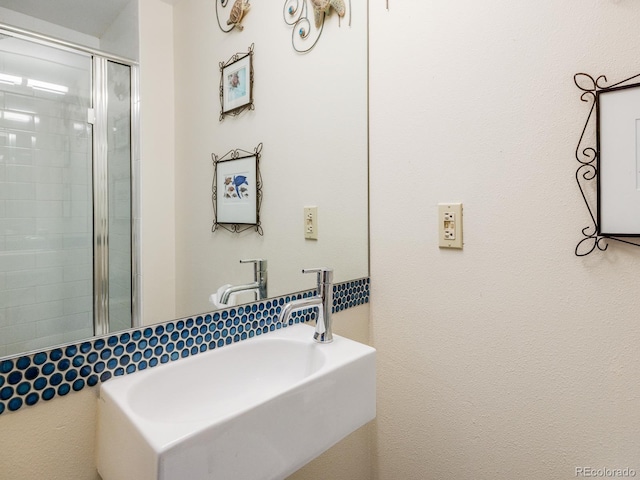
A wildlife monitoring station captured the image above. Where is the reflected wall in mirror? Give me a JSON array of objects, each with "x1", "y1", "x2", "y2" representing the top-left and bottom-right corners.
[
  {"x1": 0, "y1": 0, "x2": 369, "y2": 360},
  {"x1": 0, "y1": 0, "x2": 140, "y2": 357},
  {"x1": 162, "y1": 0, "x2": 369, "y2": 318}
]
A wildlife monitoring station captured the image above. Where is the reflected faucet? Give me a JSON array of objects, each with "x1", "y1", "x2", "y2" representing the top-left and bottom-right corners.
[
  {"x1": 279, "y1": 268, "x2": 334, "y2": 343},
  {"x1": 219, "y1": 259, "x2": 268, "y2": 304}
]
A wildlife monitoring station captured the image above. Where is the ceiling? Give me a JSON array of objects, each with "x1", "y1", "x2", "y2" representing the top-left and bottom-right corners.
[{"x1": 0, "y1": 0, "x2": 131, "y2": 37}]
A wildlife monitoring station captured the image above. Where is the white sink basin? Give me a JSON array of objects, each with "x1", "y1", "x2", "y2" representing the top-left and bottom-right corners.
[{"x1": 96, "y1": 323, "x2": 376, "y2": 480}]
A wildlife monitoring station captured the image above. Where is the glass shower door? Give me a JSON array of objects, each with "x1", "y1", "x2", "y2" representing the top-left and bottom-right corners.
[
  {"x1": 0, "y1": 36, "x2": 94, "y2": 356},
  {"x1": 0, "y1": 34, "x2": 135, "y2": 356},
  {"x1": 106, "y1": 60, "x2": 132, "y2": 334}
]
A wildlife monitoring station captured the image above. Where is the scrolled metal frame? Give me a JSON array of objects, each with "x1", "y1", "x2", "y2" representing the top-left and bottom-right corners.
[
  {"x1": 212, "y1": 142, "x2": 264, "y2": 235},
  {"x1": 219, "y1": 44, "x2": 255, "y2": 121},
  {"x1": 574, "y1": 72, "x2": 640, "y2": 256},
  {"x1": 283, "y1": 0, "x2": 351, "y2": 54}
]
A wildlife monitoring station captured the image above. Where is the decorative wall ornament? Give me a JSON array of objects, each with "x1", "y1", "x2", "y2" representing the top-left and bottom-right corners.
[
  {"x1": 283, "y1": 0, "x2": 351, "y2": 53},
  {"x1": 219, "y1": 44, "x2": 254, "y2": 120},
  {"x1": 215, "y1": 0, "x2": 250, "y2": 33},
  {"x1": 574, "y1": 72, "x2": 640, "y2": 256},
  {"x1": 212, "y1": 143, "x2": 263, "y2": 235}
]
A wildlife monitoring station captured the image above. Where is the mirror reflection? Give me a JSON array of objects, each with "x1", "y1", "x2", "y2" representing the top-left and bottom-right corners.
[{"x1": 0, "y1": 0, "x2": 368, "y2": 359}]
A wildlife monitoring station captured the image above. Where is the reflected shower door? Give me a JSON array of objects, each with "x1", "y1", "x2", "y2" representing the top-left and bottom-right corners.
[
  {"x1": 0, "y1": 36, "x2": 135, "y2": 357},
  {"x1": 106, "y1": 61, "x2": 132, "y2": 334},
  {"x1": 0, "y1": 36, "x2": 93, "y2": 356}
]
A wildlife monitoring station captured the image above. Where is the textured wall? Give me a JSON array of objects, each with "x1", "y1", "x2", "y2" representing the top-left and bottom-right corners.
[{"x1": 370, "y1": 1, "x2": 640, "y2": 479}]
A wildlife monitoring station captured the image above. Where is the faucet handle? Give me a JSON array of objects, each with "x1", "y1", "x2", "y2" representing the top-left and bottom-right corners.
[
  {"x1": 240, "y1": 258, "x2": 267, "y2": 272},
  {"x1": 302, "y1": 267, "x2": 333, "y2": 286}
]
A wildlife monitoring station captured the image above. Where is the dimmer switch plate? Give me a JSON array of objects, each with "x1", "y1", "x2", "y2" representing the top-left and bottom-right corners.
[
  {"x1": 438, "y1": 203, "x2": 463, "y2": 249},
  {"x1": 304, "y1": 206, "x2": 318, "y2": 240}
]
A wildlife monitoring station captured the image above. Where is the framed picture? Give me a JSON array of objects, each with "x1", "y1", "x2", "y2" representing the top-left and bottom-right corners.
[
  {"x1": 212, "y1": 143, "x2": 263, "y2": 234},
  {"x1": 597, "y1": 82, "x2": 640, "y2": 235},
  {"x1": 219, "y1": 44, "x2": 254, "y2": 120}
]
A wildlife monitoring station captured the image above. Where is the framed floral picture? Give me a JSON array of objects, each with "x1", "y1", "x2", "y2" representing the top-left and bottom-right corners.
[
  {"x1": 212, "y1": 143, "x2": 263, "y2": 234},
  {"x1": 219, "y1": 44, "x2": 254, "y2": 120}
]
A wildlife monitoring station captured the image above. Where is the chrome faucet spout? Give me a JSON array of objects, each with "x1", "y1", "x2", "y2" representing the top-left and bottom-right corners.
[
  {"x1": 219, "y1": 259, "x2": 267, "y2": 304},
  {"x1": 219, "y1": 281, "x2": 260, "y2": 304},
  {"x1": 279, "y1": 268, "x2": 333, "y2": 343}
]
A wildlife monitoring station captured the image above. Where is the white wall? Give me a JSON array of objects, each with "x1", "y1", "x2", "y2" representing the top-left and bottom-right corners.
[
  {"x1": 0, "y1": 6, "x2": 100, "y2": 48},
  {"x1": 139, "y1": 0, "x2": 176, "y2": 324},
  {"x1": 370, "y1": 1, "x2": 640, "y2": 479},
  {"x1": 101, "y1": 0, "x2": 139, "y2": 61}
]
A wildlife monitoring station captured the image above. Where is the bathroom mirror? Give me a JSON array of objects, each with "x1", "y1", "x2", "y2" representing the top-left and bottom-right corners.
[{"x1": 0, "y1": 0, "x2": 369, "y2": 357}]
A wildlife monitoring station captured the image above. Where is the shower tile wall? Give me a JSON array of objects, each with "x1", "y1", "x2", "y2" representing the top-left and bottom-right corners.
[{"x1": 0, "y1": 43, "x2": 94, "y2": 357}]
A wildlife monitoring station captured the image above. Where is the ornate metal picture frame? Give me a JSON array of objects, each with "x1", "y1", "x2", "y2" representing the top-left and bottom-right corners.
[
  {"x1": 212, "y1": 143, "x2": 263, "y2": 235},
  {"x1": 574, "y1": 72, "x2": 640, "y2": 256},
  {"x1": 219, "y1": 44, "x2": 254, "y2": 120},
  {"x1": 597, "y1": 83, "x2": 640, "y2": 236}
]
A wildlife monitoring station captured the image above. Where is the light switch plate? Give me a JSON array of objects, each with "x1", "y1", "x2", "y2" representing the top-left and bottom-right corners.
[
  {"x1": 304, "y1": 206, "x2": 318, "y2": 240},
  {"x1": 438, "y1": 203, "x2": 463, "y2": 249}
]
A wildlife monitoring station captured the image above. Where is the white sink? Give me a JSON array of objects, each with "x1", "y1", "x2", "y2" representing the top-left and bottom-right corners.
[{"x1": 96, "y1": 323, "x2": 376, "y2": 480}]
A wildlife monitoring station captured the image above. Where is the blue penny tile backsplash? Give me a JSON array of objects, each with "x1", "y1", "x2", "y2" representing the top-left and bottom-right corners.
[{"x1": 0, "y1": 278, "x2": 370, "y2": 416}]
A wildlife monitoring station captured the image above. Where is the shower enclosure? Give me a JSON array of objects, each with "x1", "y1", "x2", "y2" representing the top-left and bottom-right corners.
[{"x1": 0, "y1": 27, "x2": 138, "y2": 357}]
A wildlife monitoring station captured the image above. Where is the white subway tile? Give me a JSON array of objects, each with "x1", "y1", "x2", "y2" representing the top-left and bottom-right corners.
[
  {"x1": 71, "y1": 184, "x2": 89, "y2": 201},
  {"x1": 68, "y1": 152, "x2": 91, "y2": 170},
  {"x1": 0, "y1": 286, "x2": 36, "y2": 307},
  {"x1": 35, "y1": 166, "x2": 63, "y2": 184},
  {"x1": 32, "y1": 132, "x2": 68, "y2": 151},
  {"x1": 0, "y1": 252, "x2": 36, "y2": 272},
  {"x1": 36, "y1": 200, "x2": 63, "y2": 218},
  {"x1": 64, "y1": 312, "x2": 92, "y2": 332},
  {"x1": 5, "y1": 199, "x2": 36, "y2": 218},
  {"x1": 0, "y1": 218, "x2": 36, "y2": 236},
  {"x1": 0, "y1": 182, "x2": 36, "y2": 200},
  {"x1": 63, "y1": 264, "x2": 92, "y2": 282},
  {"x1": 13, "y1": 132, "x2": 35, "y2": 149},
  {"x1": 6, "y1": 267, "x2": 64, "y2": 288},
  {"x1": 6, "y1": 165, "x2": 35, "y2": 183},
  {"x1": 0, "y1": 321, "x2": 36, "y2": 344},
  {"x1": 35, "y1": 115, "x2": 67, "y2": 135},
  {"x1": 63, "y1": 166, "x2": 90, "y2": 185},
  {"x1": 0, "y1": 147, "x2": 34, "y2": 166},
  {"x1": 34, "y1": 283, "x2": 65, "y2": 302},
  {"x1": 35, "y1": 149, "x2": 69, "y2": 168},
  {"x1": 4, "y1": 234, "x2": 63, "y2": 252},
  {"x1": 63, "y1": 295, "x2": 92, "y2": 315},
  {"x1": 36, "y1": 279, "x2": 91, "y2": 302},
  {"x1": 62, "y1": 232, "x2": 91, "y2": 249},
  {"x1": 36, "y1": 183, "x2": 65, "y2": 201},
  {"x1": 5, "y1": 300, "x2": 64, "y2": 325}
]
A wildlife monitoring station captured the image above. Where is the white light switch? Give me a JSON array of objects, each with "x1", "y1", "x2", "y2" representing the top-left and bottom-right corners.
[{"x1": 438, "y1": 203, "x2": 463, "y2": 249}]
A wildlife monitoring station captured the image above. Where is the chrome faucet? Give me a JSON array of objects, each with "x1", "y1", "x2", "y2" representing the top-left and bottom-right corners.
[
  {"x1": 279, "y1": 268, "x2": 334, "y2": 343},
  {"x1": 219, "y1": 259, "x2": 268, "y2": 304}
]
